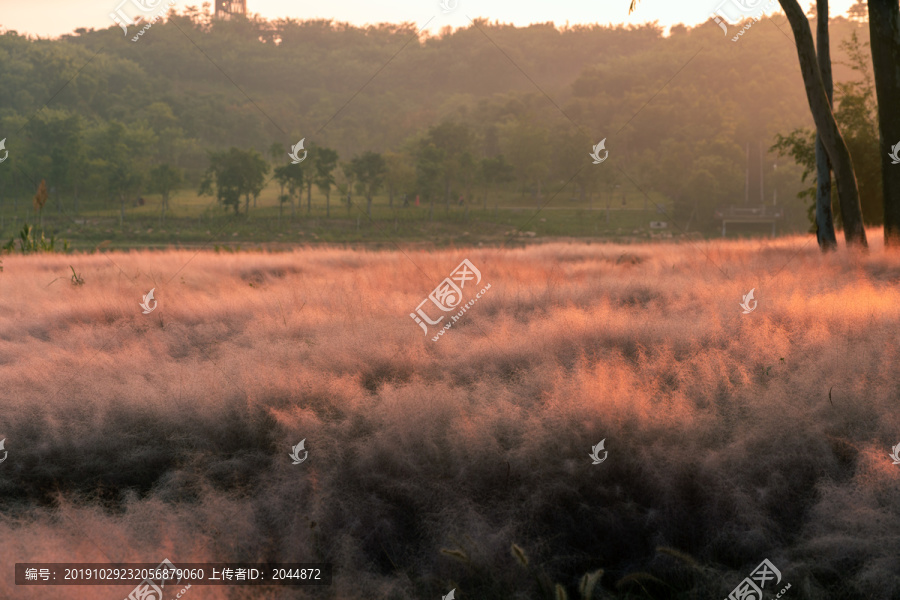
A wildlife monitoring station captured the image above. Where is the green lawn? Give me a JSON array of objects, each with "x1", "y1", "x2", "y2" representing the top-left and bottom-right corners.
[{"x1": 0, "y1": 180, "x2": 738, "y2": 249}]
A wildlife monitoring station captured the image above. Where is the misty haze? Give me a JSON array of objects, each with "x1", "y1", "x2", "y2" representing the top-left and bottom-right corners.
[{"x1": 1, "y1": 0, "x2": 899, "y2": 599}]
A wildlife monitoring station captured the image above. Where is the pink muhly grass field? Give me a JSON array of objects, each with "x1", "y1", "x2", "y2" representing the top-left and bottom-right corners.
[{"x1": 0, "y1": 234, "x2": 899, "y2": 599}]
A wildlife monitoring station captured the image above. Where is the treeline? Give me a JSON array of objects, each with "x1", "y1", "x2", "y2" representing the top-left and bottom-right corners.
[{"x1": 0, "y1": 7, "x2": 880, "y2": 232}]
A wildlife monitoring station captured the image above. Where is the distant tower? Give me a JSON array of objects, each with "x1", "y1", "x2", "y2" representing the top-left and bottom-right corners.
[{"x1": 215, "y1": 0, "x2": 247, "y2": 19}]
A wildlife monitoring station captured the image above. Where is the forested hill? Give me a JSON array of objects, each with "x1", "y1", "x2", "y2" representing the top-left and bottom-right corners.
[{"x1": 0, "y1": 9, "x2": 874, "y2": 228}]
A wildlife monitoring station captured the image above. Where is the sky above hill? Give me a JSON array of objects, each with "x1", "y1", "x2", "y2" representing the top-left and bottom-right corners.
[{"x1": 2, "y1": 0, "x2": 857, "y2": 39}]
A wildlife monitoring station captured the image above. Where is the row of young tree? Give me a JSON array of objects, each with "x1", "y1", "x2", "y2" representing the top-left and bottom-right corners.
[
  {"x1": 197, "y1": 128, "x2": 519, "y2": 221},
  {"x1": 0, "y1": 107, "x2": 629, "y2": 227},
  {"x1": 0, "y1": 112, "x2": 185, "y2": 226}
]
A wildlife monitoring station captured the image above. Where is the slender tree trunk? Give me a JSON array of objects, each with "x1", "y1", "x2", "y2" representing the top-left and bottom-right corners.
[
  {"x1": 367, "y1": 193, "x2": 372, "y2": 217},
  {"x1": 815, "y1": 0, "x2": 838, "y2": 250},
  {"x1": 389, "y1": 184, "x2": 394, "y2": 208},
  {"x1": 307, "y1": 182, "x2": 312, "y2": 215},
  {"x1": 868, "y1": 0, "x2": 900, "y2": 247},
  {"x1": 326, "y1": 190, "x2": 330, "y2": 218},
  {"x1": 779, "y1": 0, "x2": 867, "y2": 247},
  {"x1": 685, "y1": 199, "x2": 697, "y2": 233}
]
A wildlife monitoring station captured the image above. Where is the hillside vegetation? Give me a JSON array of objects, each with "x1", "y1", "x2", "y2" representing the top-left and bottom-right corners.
[{"x1": 0, "y1": 11, "x2": 877, "y2": 243}]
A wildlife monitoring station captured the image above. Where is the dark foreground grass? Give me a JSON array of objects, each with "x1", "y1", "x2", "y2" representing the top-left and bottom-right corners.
[{"x1": 0, "y1": 235, "x2": 899, "y2": 599}]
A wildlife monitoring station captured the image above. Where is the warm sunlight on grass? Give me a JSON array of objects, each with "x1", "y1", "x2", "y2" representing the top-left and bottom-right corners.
[{"x1": 0, "y1": 234, "x2": 898, "y2": 598}]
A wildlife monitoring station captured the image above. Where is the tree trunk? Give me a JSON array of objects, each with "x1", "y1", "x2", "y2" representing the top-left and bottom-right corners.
[
  {"x1": 779, "y1": 0, "x2": 867, "y2": 247},
  {"x1": 868, "y1": 0, "x2": 900, "y2": 247},
  {"x1": 685, "y1": 198, "x2": 697, "y2": 233},
  {"x1": 367, "y1": 193, "x2": 372, "y2": 217},
  {"x1": 326, "y1": 190, "x2": 330, "y2": 218},
  {"x1": 245, "y1": 194, "x2": 250, "y2": 215},
  {"x1": 389, "y1": 184, "x2": 394, "y2": 208},
  {"x1": 814, "y1": 0, "x2": 838, "y2": 250},
  {"x1": 307, "y1": 182, "x2": 312, "y2": 215}
]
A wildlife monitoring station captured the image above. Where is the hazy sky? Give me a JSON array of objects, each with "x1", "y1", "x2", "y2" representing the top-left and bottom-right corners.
[{"x1": 2, "y1": 0, "x2": 857, "y2": 38}]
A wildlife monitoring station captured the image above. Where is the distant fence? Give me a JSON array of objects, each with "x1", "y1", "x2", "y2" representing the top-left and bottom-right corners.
[
  {"x1": 714, "y1": 205, "x2": 784, "y2": 220},
  {"x1": 714, "y1": 205, "x2": 783, "y2": 236}
]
